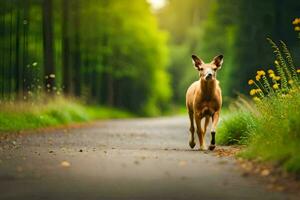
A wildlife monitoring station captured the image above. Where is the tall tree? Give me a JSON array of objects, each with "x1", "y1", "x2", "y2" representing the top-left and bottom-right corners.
[
  {"x1": 42, "y1": 0, "x2": 55, "y2": 94},
  {"x1": 72, "y1": 0, "x2": 81, "y2": 97},
  {"x1": 62, "y1": 0, "x2": 71, "y2": 95}
]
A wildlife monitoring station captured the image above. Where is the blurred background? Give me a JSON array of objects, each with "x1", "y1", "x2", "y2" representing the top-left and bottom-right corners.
[{"x1": 0, "y1": 0, "x2": 299, "y2": 116}]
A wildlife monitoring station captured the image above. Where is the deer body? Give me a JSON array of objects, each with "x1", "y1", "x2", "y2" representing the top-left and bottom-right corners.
[{"x1": 186, "y1": 54, "x2": 223, "y2": 150}]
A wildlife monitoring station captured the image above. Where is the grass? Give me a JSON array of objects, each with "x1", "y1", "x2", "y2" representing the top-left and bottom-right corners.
[
  {"x1": 217, "y1": 93, "x2": 300, "y2": 173},
  {"x1": 217, "y1": 110, "x2": 256, "y2": 145},
  {"x1": 0, "y1": 97, "x2": 133, "y2": 133},
  {"x1": 217, "y1": 38, "x2": 300, "y2": 173}
]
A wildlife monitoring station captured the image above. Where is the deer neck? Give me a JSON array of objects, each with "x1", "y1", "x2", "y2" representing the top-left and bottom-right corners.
[{"x1": 200, "y1": 78, "x2": 216, "y2": 101}]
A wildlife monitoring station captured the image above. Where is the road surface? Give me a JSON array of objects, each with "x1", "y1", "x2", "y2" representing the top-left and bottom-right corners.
[{"x1": 0, "y1": 116, "x2": 293, "y2": 200}]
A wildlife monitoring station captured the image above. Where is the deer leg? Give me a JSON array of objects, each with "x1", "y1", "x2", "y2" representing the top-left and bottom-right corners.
[
  {"x1": 202, "y1": 116, "x2": 210, "y2": 144},
  {"x1": 188, "y1": 111, "x2": 196, "y2": 149},
  {"x1": 209, "y1": 111, "x2": 220, "y2": 151},
  {"x1": 195, "y1": 114, "x2": 206, "y2": 150}
]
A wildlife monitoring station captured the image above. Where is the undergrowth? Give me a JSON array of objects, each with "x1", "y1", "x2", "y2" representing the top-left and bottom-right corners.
[{"x1": 0, "y1": 97, "x2": 133, "y2": 133}]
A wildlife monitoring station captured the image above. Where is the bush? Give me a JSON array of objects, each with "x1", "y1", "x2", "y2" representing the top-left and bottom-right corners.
[{"x1": 217, "y1": 110, "x2": 256, "y2": 145}]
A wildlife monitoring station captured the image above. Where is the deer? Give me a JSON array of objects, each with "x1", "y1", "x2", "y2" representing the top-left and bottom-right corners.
[{"x1": 186, "y1": 54, "x2": 223, "y2": 151}]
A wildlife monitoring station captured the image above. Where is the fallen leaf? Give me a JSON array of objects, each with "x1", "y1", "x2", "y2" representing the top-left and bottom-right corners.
[
  {"x1": 61, "y1": 161, "x2": 71, "y2": 167},
  {"x1": 261, "y1": 169, "x2": 270, "y2": 176}
]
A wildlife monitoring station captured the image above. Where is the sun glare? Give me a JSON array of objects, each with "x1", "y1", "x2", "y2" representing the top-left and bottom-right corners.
[{"x1": 147, "y1": 0, "x2": 167, "y2": 10}]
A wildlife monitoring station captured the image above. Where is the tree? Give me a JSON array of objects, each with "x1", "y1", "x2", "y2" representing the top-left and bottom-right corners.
[
  {"x1": 42, "y1": 0, "x2": 55, "y2": 94},
  {"x1": 62, "y1": 0, "x2": 71, "y2": 95}
]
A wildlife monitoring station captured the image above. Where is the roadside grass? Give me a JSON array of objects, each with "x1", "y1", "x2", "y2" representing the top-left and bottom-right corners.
[
  {"x1": 217, "y1": 110, "x2": 256, "y2": 145},
  {"x1": 0, "y1": 97, "x2": 133, "y2": 133},
  {"x1": 242, "y1": 92, "x2": 300, "y2": 173},
  {"x1": 217, "y1": 93, "x2": 300, "y2": 173},
  {"x1": 217, "y1": 37, "x2": 300, "y2": 173}
]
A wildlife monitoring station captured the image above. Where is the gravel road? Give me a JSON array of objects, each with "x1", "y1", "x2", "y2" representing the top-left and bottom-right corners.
[{"x1": 0, "y1": 116, "x2": 293, "y2": 200}]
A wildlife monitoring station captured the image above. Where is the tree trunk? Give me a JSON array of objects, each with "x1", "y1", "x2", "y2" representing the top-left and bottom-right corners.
[
  {"x1": 107, "y1": 73, "x2": 114, "y2": 106},
  {"x1": 73, "y1": 0, "x2": 81, "y2": 97},
  {"x1": 15, "y1": 0, "x2": 22, "y2": 99},
  {"x1": 62, "y1": 0, "x2": 71, "y2": 95},
  {"x1": 42, "y1": 0, "x2": 55, "y2": 95}
]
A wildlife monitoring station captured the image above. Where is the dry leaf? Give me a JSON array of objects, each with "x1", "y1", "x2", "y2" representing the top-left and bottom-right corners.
[
  {"x1": 61, "y1": 161, "x2": 71, "y2": 167},
  {"x1": 261, "y1": 169, "x2": 270, "y2": 176}
]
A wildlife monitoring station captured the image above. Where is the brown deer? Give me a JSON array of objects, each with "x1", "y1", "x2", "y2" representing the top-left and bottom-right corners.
[{"x1": 186, "y1": 54, "x2": 223, "y2": 151}]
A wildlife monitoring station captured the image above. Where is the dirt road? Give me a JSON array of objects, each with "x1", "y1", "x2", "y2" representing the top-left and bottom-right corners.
[{"x1": 0, "y1": 116, "x2": 293, "y2": 200}]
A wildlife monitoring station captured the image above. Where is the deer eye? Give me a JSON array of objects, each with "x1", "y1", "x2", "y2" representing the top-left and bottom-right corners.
[
  {"x1": 199, "y1": 68, "x2": 204, "y2": 71},
  {"x1": 213, "y1": 68, "x2": 217, "y2": 71}
]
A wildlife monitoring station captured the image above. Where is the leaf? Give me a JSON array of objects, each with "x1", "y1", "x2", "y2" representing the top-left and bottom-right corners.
[{"x1": 61, "y1": 161, "x2": 71, "y2": 167}]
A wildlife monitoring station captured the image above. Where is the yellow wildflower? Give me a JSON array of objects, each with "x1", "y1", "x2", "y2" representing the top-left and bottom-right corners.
[
  {"x1": 274, "y1": 60, "x2": 279, "y2": 65},
  {"x1": 288, "y1": 80, "x2": 294, "y2": 84},
  {"x1": 295, "y1": 26, "x2": 300, "y2": 31},
  {"x1": 275, "y1": 76, "x2": 281, "y2": 81},
  {"x1": 256, "y1": 75, "x2": 261, "y2": 81},
  {"x1": 273, "y1": 83, "x2": 279, "y2": 89},
  {"x1": 297, "y1": 69, "x2": 300, "y2": 73},
  {"x1": 257, "y1": 70, "x2": 266, "y2": 76},
  {"x1": 248, "y1": 79, "x2": 254, "y2": 85},
  {"x1": 256, "y1": 89, "x2": 262, "y2": 93},
  {"x1": 268, "y1": 69, "x2": 274, "y2": 74},
  {"x1": 250, "y1": 89, "x2": 256, "y2": 96},
  {"x1": 253, "y1": 97, "x2": 261, "y2": 102},
  {"x1": 293, "y1": 18, "x2": 300, "y2": 25},
  {"x1": 269, "y1": 73, "x2": 275, "y2": 78}
]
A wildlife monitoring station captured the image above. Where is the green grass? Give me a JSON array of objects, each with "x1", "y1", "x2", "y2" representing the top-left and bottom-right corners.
[
  {"x1": 217, "y1": 110, "x2": 256, "y2": 145},
  {"x1": 218, "y1": 93, "x2": 300, "y2": 173},
  {"x1": 0, "y1": 97, "x2": 133, "y2": 133},
  {"x1": 241, "y1": 92, "x2": 300, "y2": 173}
]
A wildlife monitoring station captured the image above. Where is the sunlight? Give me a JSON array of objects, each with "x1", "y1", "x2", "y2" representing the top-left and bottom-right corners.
[{"x1": 147, "y1": 0, "x2": 167, "y2": 10}]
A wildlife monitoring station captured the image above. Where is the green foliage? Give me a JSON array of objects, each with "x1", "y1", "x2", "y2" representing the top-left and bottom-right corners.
[
  {"x1": 242, "y1": 92, "x2": 300, "y2": 173},
  {"x1": 0, "y1": 98, "x2": 132, "y2": 133},
  {"x1": 158, "y1": 0, "x2": 300, "y2": 102},
  {"x1": 220, "y1": 39, "x2": 300, "y2": 173},
  {"x1": 0, "y1": 0, "x2": 171, "y2": 116},
  {"x1": 217, "y1": 110, "x2": 256, "y2": 145}
]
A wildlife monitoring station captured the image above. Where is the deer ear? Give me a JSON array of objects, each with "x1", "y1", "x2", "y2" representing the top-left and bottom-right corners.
[
  {"x1": 191, "y1": 55, "x2": 203, "y2": 70},
  {"x1": 212, "y1": 55, "x2": 223, "y2": 68}
]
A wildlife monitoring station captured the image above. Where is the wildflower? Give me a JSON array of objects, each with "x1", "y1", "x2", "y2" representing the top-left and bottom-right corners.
[
  {"x1": 293, "y1": 18, "x2": 300, "y2": 25},
  {"x1": 288, "y1": 80, "x2": 293, "y2": 84},
  {"x1": 268, "y1": 69, "x2": 274, "y2": 74},
  {"x1": 256, "y1": 75, "x2": 261, "y2": 81},
  {"x1": 297, "y1": 69, "x2": 300, "y2": 73},
  {"x1": 274, "y1": 60, "x2": 279, "y2": 65},
  {"x1": 257, "y1": 70, "x2": 266, "y2": 76},
  {"x1": 269, "y1": 73, "x2": 275, "y2": 78},
  {"x1": 248, "y1": 79, "x2": 254, "y2": 85},
  {"x1": 250, "y1": 89, "x2": 256, "y2": 96},
  {"x1": 275, "y1": 76, "x2": 281, "y2": 81},
  {"x1": 273, "y1": 83, "x2": 279, "y2": 89},
  {"x1": 295, "y1": 26, "x2": 300, "y2": 32},
  {"x1": 49, "y1": 74, "x2": 55, "y2": 78},
  {"x1": 253, "y1": 97, "x2": 261, "y2": 102},
  {"x1": 256, "y1": 89, "x2": 262, "y2": 93}
]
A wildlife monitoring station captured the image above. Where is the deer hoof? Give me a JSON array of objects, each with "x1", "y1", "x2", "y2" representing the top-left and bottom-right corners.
[
  {"x1": 189, "y1": 140, "x2": 196, "y2": 149},
  {"x1": 208, "y1": 145, "x2": 216, "y2": 151}
]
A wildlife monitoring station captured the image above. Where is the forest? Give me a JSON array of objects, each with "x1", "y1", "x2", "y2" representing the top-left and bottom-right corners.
[
  {"x1": 0, "y1": 0, "x2": 300, "y2": 112},
  {"x1": 0, "y1": 0, "x2": 170, "y2": 116}
]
